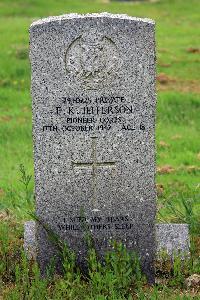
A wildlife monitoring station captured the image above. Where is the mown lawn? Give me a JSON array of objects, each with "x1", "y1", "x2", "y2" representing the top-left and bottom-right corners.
[{"x1": 0, "y1": 0, "x2": 200, "y2": 299}]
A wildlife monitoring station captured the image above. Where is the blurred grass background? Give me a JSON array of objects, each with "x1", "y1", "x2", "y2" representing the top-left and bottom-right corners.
[{"x1": 0, "y1": 0, "x2": 199, "y2": 222}]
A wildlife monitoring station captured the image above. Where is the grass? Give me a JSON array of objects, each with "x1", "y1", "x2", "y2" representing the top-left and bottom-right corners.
[{"x1": 0, "y1": 0, "x2": 200, "y2": 298}]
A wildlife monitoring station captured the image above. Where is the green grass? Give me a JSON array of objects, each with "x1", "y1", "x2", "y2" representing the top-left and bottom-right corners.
[
  {"x1": 0, "y1": 0, "x2": 200, "y2": 298},
  {"x1": 0, "y1": 0, "x2": 199, "y2": 205}
]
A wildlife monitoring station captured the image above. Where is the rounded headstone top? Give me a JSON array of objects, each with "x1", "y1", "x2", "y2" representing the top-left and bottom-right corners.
[{"x1": 30, "y1": 12, "x2": 155, "y2": 29}]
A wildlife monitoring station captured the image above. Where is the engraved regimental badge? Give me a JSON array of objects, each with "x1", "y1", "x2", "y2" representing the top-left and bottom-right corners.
[{"x1": 65, "y1": 31, "x2": 123, "y2": 89}]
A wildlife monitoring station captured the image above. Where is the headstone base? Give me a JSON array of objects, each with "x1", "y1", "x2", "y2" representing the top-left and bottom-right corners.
[{"x1": 24, "y1": 221, "x2": 190, "y2": 260}]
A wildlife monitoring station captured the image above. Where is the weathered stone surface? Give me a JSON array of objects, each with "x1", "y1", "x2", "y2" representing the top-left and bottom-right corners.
[
  {"x1": 24, "y1": 221, "x2": 37, "y2": 260},
  {"x1": 156, "y1": 224, "x2": 190, "y2": 258},
  {"x1": 24, "y1": 221, "x2": 190, "y2": 258},
  {"x1": 30, "y1": 13, "x2": 156, "y2": 282}
]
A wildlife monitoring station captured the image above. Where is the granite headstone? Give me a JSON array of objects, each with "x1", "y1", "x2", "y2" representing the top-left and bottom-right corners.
[
  {"x1": 30, "y1": 13, "x2": 156, "y2": 283},
  {"x1": 156, "y1": 224, "x2": 190, "y2": 258},
  {"x1": 24, "y1": 221, "x2": 190, "y2": 260}
]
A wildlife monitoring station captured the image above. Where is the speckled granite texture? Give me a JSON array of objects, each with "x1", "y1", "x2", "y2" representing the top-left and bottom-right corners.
[
  {"x1": 30, "y1": 13, "x2": 156, "y2": 283},
  {"x1": 24, "y1": 221, "x2": 37, "y2": 260},
  {"x1": 24, "y1": 222, "x2": 190, "y2": 258},
  {"x1": 156, "y1": 224, "x2": 190, "y2": 258}
]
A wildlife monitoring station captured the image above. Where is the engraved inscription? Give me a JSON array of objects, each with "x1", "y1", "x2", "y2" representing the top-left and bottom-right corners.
[
  {"x1": 65, "y1": 31, "x2": 123, "y2": 89},
  {"x1": 42, "y1": 95, "x2": 147, "y2": 134},
  {"x1": 57, "y1": 215, "x2": 137, "y2": 232},
  {"x1": 72, "y1": 137, "x2": 116, "y2": 208}
]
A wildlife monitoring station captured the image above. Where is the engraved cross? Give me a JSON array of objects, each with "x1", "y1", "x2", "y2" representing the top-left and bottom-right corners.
[{"x1": 72, "y1": 137, "x2": 116, "y2": 209}]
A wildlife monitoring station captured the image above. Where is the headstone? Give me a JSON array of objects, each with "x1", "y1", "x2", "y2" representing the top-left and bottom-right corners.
[
  {"x1": 29, "y1": 13, "x2": 156, "y2": 283},
  {"x1": 156, "y1": 224, "x2": 190, "y2": 258},
  {"x1": 24, "y1": 221, "x2": 37, "y2": 260},
  {"x1": 24, "y1": 221, "x2": 190, "y2": 260}
]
